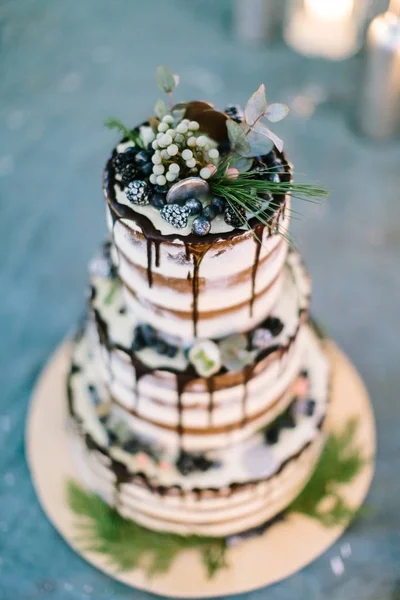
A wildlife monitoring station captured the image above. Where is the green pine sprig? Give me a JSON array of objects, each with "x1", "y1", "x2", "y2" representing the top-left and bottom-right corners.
[
  {"x1": 104, "y1": 117, "x2": 145, "y2": 148},
  {"x1": 209, "y1": 160, "x2": 328, "y2": 245}
]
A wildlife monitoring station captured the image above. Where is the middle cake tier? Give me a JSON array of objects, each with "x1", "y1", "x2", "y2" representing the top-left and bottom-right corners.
[{"x1": 89, "y1": 249, "x2": 310, "y2": 451}]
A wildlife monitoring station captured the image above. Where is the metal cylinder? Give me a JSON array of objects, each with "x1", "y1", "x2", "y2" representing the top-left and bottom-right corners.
[{"x1": 358, "y1": 0, "x2": 400, "y2": 139}]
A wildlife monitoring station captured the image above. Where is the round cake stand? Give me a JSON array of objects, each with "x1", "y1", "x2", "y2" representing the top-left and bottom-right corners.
[{"x1": 26, "y1": 340, "x2": 375, "y2": 598}]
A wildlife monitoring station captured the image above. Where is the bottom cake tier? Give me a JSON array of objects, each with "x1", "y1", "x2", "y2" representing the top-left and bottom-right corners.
[{"x1": 67, "y1": 324, "x2": 330, "y2": 537}]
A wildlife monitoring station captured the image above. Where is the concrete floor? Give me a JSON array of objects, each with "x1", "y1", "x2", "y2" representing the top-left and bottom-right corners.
[{"x1": 0, "y1": 1, "x2": 399, "y2": 598}]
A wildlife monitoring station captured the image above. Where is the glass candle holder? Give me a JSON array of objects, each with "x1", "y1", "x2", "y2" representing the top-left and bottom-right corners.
[{"x1": 284, "y1": 0, "x2": 370, "y2": 60}]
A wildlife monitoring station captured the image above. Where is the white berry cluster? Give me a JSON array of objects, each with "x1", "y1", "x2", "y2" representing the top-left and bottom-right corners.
[{"x1": 149, "y1": 115, "x2": 220, "y2": 186}]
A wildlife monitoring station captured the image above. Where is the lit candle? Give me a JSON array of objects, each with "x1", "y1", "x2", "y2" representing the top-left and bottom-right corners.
[{"x1": 284, "y1": 0, "x2": 365, "y2": 60}]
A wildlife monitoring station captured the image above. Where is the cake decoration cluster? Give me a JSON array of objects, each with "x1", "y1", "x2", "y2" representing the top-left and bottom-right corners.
[{"x1": 105, "y1": 65, "x2": 328, "y2": 238}]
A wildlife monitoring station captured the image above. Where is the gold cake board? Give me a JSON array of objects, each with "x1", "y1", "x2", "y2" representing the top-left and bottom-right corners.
[{"x1": 26, "y1": 340, "x2": 375, "y2": 598}]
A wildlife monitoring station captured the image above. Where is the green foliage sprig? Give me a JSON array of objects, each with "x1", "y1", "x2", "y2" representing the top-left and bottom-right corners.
[
  {"x1": 67, "y1": 419, "x2": 366, "y2": 578},
  {"x1": 104, "y1": 117, "x2": 145, "y2": 148},
  {"x1": 289, "y1": 419, "x2": 367, "y2": 526}
]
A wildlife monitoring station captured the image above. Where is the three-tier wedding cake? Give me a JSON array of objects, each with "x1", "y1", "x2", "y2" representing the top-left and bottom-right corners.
[{"x1": 67, "y1": 68, "x2": 329, "y2": 538}]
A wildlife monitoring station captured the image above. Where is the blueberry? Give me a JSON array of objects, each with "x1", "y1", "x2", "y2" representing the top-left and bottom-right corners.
[
  {"x1": 265, "y1": 427, "x2": 279, "y2": 445},
  {"x1": 135, "y1": 150, "x2": 151, "y2": 166},
  {"x1": 202, "y1": 205, "x2": 217, "y2": 221},
  {"x1": 154, "y1": 184, "x2": 169, "y2": 196},
  {"x1": 185, "y1": 198, "x2": 202, "y2": 216},
  {"x1": 211, "y1": 196, "x2": 226, "y2": 214},
  {"x1": 140, "y1": 324, "x2": 157, "y2": 346},
  {"x1": 268, "y1": 172, "x2": 280, "y2": 183},
  {"x1": 269, "y1": 159, "x2": 284, "y2": 174},
  {"x1": 131, "y1": 328, "x2": 145, "y2": 352},
  {"x1": 300, "y1": 369, "x2": 309, "y2": 378},
  {"x1": 306, "y1": 399, "x2": 316, "y2": 416},
  {"x1": 150, "y1": 193, "x2": 166, "y2": 209},
  {"x1": 166, "y1": 344, "x2": 178, "y2": 358},
  {"x1": 281, "y1": 412, "x2": 296, "y2": 429},
  {"x1": 122, "y1": 437, "x2": 141, "y2": 454},
  {"x1": 192, "y1": 216, "x2": 211, "y2": 236},
  {"x1": 140, "y1": 161, "x2": 153, "y2": 177},
  {"x1": 156, "y1": 340, "x2": 169, "y2": 355}
]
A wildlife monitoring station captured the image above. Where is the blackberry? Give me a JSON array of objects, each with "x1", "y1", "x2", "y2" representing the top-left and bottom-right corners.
[
  {"x1": 120, "y1": 164, "x2": 138, "y2": 186},
  {"x1": 192, "y1": 215, "x2": 211, "y2": 236},
  {"x1": 202, "y1": 205, "x2": 217, "y2": 221},
  {"x1": 113, "y1": 147, "x2": 138, "y2": 174},
  {"x1": 224, "y1": 204, "x2": 246, "y2": 227},
  {"x1": 185, "y1": 198, "x2": 202, "y2": 216},
  {"x1": 211, "y1": 196, "x2": 226, "y2": 214},
  {"x1": 126, "y1": 180, "x2": 150, "y2": 205},
  {"x1": 264, "y1": 316, "x2": 284, "y2": 337},
  {"x1": 150, "y1": 193, "x2": 166, "y2": 209},
  {"x1": 224, "y1": 103, "x2": 244, "y2": 123},
  {"x1": 176, "y1": 451, "x2": 216, "y2": 475},
  {"x1": 160, "y1": 204, "x2": 189, "y2": 228}
]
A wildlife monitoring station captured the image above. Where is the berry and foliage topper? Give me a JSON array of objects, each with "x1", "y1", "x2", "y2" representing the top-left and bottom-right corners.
[{"x1": 105, "y1": 65, "x2": 328, "y2": 237}]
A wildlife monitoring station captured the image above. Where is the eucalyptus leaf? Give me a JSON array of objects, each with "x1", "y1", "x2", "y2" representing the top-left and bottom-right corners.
[
  {"x1": 244, "y1": 84, "x2": 267, "y2": 127},
  {"x1": 245, "y1": 128, "x2": 274, "y2": 156},
  {"x1": 226, "y1": 120, "x2": 251, "y2": 156},
  {"x1": 229, "y1": 155, "x2": 253, "y2": 173},
  {"x1": 251, "y1": 122, "x2": 284, "y2": 153},
  {"x1": 173, "y1": 74, "x2": 180, "y2": 88},
  {"x1": 265, "y1": 103, "x2": 289, "y2": 123},
  {"x1": 154, "y1": 98, "x2": 169, "y2": 119},
  {"x1": 156, "y1": 65, "x2": 176, "y2": 94}
]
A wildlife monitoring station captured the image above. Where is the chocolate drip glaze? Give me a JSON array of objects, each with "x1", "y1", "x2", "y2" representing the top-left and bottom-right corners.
[
  {"x1": 249, "y1": 224, "x2": 265, "y2": 318},
  {"x1": 185, "y1": 242, "x2": 213, "y2": 337},
  {"x1": 206, "y1": 377, "x2": 215, "y2": 427},
  {"x1": 241, "y1": 364, "x2": 255, "y2": 426}
]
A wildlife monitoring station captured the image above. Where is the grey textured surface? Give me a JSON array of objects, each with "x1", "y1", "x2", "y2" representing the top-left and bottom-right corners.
[{"x1": 0, "y1": 1, "x2": 399, "y2": 598}]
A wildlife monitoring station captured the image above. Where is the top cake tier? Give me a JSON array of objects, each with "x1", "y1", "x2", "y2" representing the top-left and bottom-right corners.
[{"x1": 104, "y1": 126, "x2": 291, "y2": 342}]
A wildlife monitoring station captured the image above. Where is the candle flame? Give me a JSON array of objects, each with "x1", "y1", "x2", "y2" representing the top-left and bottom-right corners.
[{"x1": 305, "y1": 0, "x2": 354, "y2": 21}]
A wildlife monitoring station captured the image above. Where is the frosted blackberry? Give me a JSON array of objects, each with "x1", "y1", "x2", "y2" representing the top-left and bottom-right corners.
[
  {"x1": 160, "y1": 204, "x2": 189, "y2": 228},
  {"x1": 113, "y1": 147, "x2": 137, "y2": 174},
  {"x1": 126, "y1": 179, "x2": 150, "y2": 205},
  {"x1": 224, "y1": 103, "x2": 244, "y2": 123},
  {"x1": 224, "y1": 204, "x2": 246, "y2": 227},
  {"x1": 120, "y1": 164, "x2": 138, "y2": 186}
]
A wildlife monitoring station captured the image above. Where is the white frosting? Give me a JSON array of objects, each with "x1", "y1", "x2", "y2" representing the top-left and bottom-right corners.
[{"x1": 106, "y1": 193, "x2": 291, "y2": 341}]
